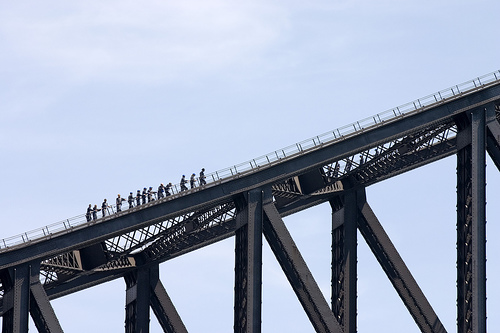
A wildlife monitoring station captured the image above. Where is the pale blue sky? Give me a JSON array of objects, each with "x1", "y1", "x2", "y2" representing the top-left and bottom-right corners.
[{"x1": 1, "y1": 1, "x2": 499, "y2": 332}]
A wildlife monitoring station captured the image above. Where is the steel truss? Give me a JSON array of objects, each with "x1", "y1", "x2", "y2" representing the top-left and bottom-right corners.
[{"x1": 1, "y1": 79, "x2": 500, "y2": 332}]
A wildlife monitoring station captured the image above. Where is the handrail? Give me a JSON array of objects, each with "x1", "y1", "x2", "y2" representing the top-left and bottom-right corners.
[{"x1": 1, "y1": 70, "x2": 500, "y2": 252}]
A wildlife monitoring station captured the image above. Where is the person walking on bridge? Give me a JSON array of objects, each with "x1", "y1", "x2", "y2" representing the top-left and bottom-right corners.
[
  {"x1": 199, "y1": 168, "x2": 206, "y2": 186},
  {"x1": 180, "y1": 175, "x2": 188, "y2": 191},
  {"x1": 101, "y1": 199, "x2": 108, "y2": 217},
  {"x1": 165, "y1": 182, "x2": 172, "y2": 196},
  {"x1": 158, "y1": 183, "x2": 165, "y2": 199},
  {"x1": 92, "y1": 204, "x2": 101, "y2": 220},
  {"x1": 136, "y1": 190, "x2": 141, "y2": 206},
  {"x1": 116, "y1": 194, "x2": 126, "y2": 212},
  {"x1": 190, "y1": 173, "x2": 196, "y2": 189},
  {"x1": 147, "y1": 187, "x2": 155, "y2": 202},
  {"x1": 142, "y1": 188, "x2": 147, "y2": 205},
  {"x1": 86, "y1": 204, "x2": 92, "y2": 222},
  {"x1": 128, "y1": 192, "x2": 134, "y2": 208}
]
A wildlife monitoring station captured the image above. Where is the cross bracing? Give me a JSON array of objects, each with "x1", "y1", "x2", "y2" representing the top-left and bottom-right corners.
[{"x1": 0, "y1": 71, "x2": 500, "y2": 332}]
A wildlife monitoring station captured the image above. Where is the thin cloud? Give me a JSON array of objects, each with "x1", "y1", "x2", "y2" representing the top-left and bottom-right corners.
[{"x1": 0, "y1": 1, "x2": 289, "y2": 83}]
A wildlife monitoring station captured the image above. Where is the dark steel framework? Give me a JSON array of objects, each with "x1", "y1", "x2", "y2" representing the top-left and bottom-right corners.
[{"x1": 1, "y1": 74, "x2": 500, "y2": 332}]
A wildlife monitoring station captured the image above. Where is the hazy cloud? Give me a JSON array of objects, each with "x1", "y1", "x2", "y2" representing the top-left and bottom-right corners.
[{"x1": 0, "y1": 1, "x2": 289, "y2": 82}]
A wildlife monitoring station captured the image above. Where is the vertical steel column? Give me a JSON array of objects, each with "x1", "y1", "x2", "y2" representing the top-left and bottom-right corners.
[
  {"x1": 471, "y1": 109, "x2": 487, "y2": 333},
  {"x1": 331, "y1": 190, "x2": 357, "y2": 333},
  {"x1": 125, "y1": 267, "x2": 152, "y2": 333},
  {"x1": 1, "y1": 265, "x2": 30, "y2": 333},
  {"x1": 331, "y1": 209, "x2": 344, "y2": 326},
  {"x1": 457, "y1": 108, "x2": 487, "y2": 333},
  {"x1": 457, "y1": 128, "x2": 473, "y2": 333},
  {"x1": 234, "y1": 189, "x2": 263, "y2": 333}
]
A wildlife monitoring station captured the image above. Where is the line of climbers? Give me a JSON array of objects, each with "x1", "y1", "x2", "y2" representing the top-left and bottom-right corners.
[{"x1": 85, "y1": 168, "x2": 207, "y2": 222}]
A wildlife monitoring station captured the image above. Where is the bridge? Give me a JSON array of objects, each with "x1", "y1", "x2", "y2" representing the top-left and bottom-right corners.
[{"x1": 1, "y1": 70, "x2": 500, "y2": 332}]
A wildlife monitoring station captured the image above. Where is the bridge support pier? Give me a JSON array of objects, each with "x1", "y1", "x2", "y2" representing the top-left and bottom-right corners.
[
  {"x1": 331, "y1": 187, "x2": 446, "y2": 333},
  {"x1": 0, "y1": 261, "x2": 62, "y2": 333},
  {"x1": 125, "y1": 266, "x2": 151, "y2": 333},
  {"x1": 331, "y1": 190, "x2": 358, "y2": 333},
  {"x1": 124, "y1": 264, "x2": 187, "y2": 333},
  {"x1": 234, "y1": 188, "x2": 342, "y2": 332},
  {"x1": 457, "y1": 108, "x2": 487, "y2": 333},
  {"x1": 234, "y1": 189, "x2": 264, "y2": 333},
  {"x1": 1, "y1": 265, "x2": 30, "y2": 333}
]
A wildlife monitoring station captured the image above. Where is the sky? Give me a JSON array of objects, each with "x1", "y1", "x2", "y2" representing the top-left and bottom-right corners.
[{"x1": 1, "y1": 0, "x2": 499, "y2": 332}]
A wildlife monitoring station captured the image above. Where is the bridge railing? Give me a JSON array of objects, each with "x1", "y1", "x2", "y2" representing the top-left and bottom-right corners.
[{"x1": 2, "y1": 70, "x2": 499, "y2": 252}]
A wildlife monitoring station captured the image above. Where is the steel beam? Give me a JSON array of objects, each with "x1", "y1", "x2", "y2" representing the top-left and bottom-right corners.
[
  {"x1": 262, "y1": 198, "x2": 343, "y2": 333},
  {"x1": 470, "y1": 108, "x2": 487, "y2": 333},
  {"x1": 149, "y1": 266, "x2": 188, "y2": 333},
  {"x1": 357, "y1": 190, "x2": 447, "y2": 333},
  {"x1": 331, "y1": 190, "x2": 357, "y2": 333},
  {"x1": 125, "y1": 267, "x2": 152, "y2": 333},
  {"x1": 234, "y1": 189, "x2": 263, "y2": 333},
  {"x1": 457, "y1": 107, "x2": 487, "y2": 333},
  {"x1": 331, "y1": 209, "x2": 344, "y2": 327},
  {"x1": 28, "y1": 262, "x2": 63, "y2": 333},
  {"x1": 485, "y1": 105, "x2": 500, "y2": 170},
  {"x1": 124, "y1": 264, "x2": 187, "y2": 333},
  {"x1": 457, "y1": 126, "x2": 474, "y2": 333},
  {"x1": 486, "y1": 133, "x2": 500, "y2": 171},
  {"x1": 1, "y1": 265, "x2": 30, "y2": 333}
]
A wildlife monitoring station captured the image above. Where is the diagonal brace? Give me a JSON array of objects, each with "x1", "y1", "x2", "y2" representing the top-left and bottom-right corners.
[
  {"x1": 356, "y1": 190, "x2": 447, "y2": 333},
  {"x1": 262, "y1": 201, "x2": 343, "y2": 333},
  {"x1": 29, "y1": 262, "x2": 63, "y2": 333},
  {"x1": 125, "y1": 264, "x2": 187, "y2": 333},
  {"x1": 485, "y1": 104, "x2": 500, "y2": 171},
  {"x1": 149, "y1": 265, "x2": 188, "y2": 333}
]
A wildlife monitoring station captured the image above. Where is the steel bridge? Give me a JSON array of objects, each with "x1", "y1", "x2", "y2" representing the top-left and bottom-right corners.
[{"x1": 1, "y1": 71, "x2": 500, "y2": 333}]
